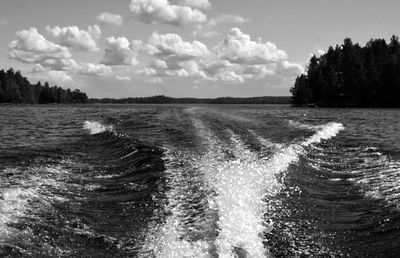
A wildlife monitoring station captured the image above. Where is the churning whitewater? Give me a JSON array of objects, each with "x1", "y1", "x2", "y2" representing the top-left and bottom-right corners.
[
  {"x1": 2, "y1": 104, "x2": 400, "y2": 257},
  {"x1": 139, "y1": 113, "x2": 344, "y2": 257}
]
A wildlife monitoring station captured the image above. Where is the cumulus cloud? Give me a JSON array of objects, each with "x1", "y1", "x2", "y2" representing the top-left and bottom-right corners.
[
  {"x1": 147, "y1": 31, "x2": 209, "y2": 60},
  {"x1": 139, "y1": 28, "x2": 303, "y2": 84},
  {"x1": 30, "y1": 65, "x2": 74, "y2": 85},
  {"x1": 8, "y1": 27, "x2": 77, "y2": 71},
  {"x1": 101, "y1": 37, "x2": 142, "y2": 65},
  {"x1": 192, "y1": 14, "x2": 248, "y2": 38},
  {"x1": 79, "y1": 63, "x2": 112, "y2": 75},
  {"x1": 9, "y1": 27, "x2": 69, "y2": 55},
  {"x1": 9, "y1": 27, "x2": 115, "y2": 78},
  {"x1": 192, "y1": 30, "x2": 219, "y2": 38},
  {"x1": 279, "y1": 61, "x2": 304, "y2": 75},
  {"x1": 216, "y1": 70, "x2": 244, "y2": 83},
  {"x1": 138, "y1": 67, "x2": 158, "y2": 76},
  {"x1": 170, "y1": 0, "x2": 210, "y2": 9},
  {"x1": 116, "y1": 75, "x2": 132, "y2": 81},
  {"x1": 129, "y1": 0, "x2": 207, "y2": 26},
  {"x1": 209, "y1": 14, "x2": 249, "y2": 26},
  {"x1": 96, "y1": 12, "x2": 123, "y2": 26},
  {"x1": 150, "y1": 59, "x2": 168, "y2": 69},
  {"x1": 46, "y1": 25, "x2": 101, "y2": 51},
  {"x1": 47, "y1": 70, "x2": 74, "y2": 83},
  {"x1": 139, "y1": 31, "x2": 213, "y2": 80},
  {"x1": 215, "y1": 28, "x2": 287, "y2": 64}
]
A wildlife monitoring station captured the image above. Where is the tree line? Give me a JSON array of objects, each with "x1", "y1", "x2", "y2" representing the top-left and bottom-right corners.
[
  {"x1": 0, "y1": 68, "x2": 88, "y2": 104},
  {"x1": 90, "y1": 95, "x2": 291, "y2": 104},
  {"x1": 291, "y1": 35, "x2": 400, "y2": 107}
]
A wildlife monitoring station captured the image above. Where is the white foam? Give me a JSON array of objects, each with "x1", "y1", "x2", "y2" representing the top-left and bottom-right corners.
[
  {"x1": 0, "y1": 165, "x2": 71, "y2": 239},
  {"x1": 141, "y1": 120, "x2": 344, "y2": 258},
  {"x1": 206, "y1": 122, "x2": 344, "y2": 257},
  {"x1": 0, "y1": 188, "x2": 38, "y2": 237},
  {"x1": 207, "y1": 140, "x2": 279, "y2": 257},
  {"x1": 288, "y1": 120, "x2": 345, "y2": 146},
  {"x1": 302, "y1": 122, "x2": 344, "y2": 146},
  {"x1": 140, "y1": 147, "x2": 211, "y2": 258},
  {"x1": 83, "y1": 121, "x2": 113, "y2": 135}
]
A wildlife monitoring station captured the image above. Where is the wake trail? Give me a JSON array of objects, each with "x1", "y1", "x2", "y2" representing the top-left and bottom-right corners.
[
  {"x1": 140, "y1": 116, "x2": 344, "y2": 258},
  {"x1": 83, "y1": 121, "x2": 113, "y2": 135},
  {"x1": 202, "y1": 121, "x2": 344, "y2": 258}
]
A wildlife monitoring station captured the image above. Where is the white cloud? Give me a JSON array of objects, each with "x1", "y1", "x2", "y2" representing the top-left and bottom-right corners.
[
  {"x1": 30, "y1": 65, "x2": 74, "y2": 85},
  {"x1": 149, "y1": 59, "x2": 168, "y2": 69},
  {"x1": 209, "y1": 14, "x2": 249, "y2": 26},
  {"x1": 46, "y1": 25, "x2": 101, "y2": 51},
  {"x1": 116, "y1": 75, "x2": 132, "y2": 81},
  {"x1": 135, "y1": 28, "x2": 303, "y2": 85},
  {"x1": 96, "y1": 12, "x2": 124, "y2": 26},
  {"x1": 8, "y1": 27, "x2": 77, "y2": 71},
  {"x1": 165, "y1": 68, "x2": 189, "y2": 77},
  {"x1": 79, "y1": 63, "x2": 112, "y2": 75},
  {"x1": 129, "y1": 0, "x2": 207, "y2": 26},
  {"x1": 241, "y1": 64, "x2": 276, "y2": 79},
  {"x1": 170, "y1": 0, "x2": 210, "y2": 9},
  {"x1": 101, "y1": 37, "x2": 142, "y2": 66},
  {"x1": 192, "y1": 14, "x2": 248, "y2": 38},
  {"x1": 147, "y1": 31, "x2": 209, "y2": 60},
  {"x1": 279, "y1": 61, "x2": 304, "y2": 75},
  {"x1": 192, "y1": 30, "x2": 219, "y2": 38},
  {"x1": 143, "y1": 31, "x2": 213, "y2": 80},
  {"x1": 141, "y1": 67, "x2": 158, "y2": 76},
  {"x1": 216, "y1": 70, "x2": 244, "y2": 83},
  {"x1": 9, "y1": 27, "x2": 69, "y2": 54},
  {"x1": 31, "y1": 64, "x2": 48, "y2": 73},
  {"x1": 215, "y1": 28, "x2": 287, "y2": 64},
  {"x1": 176, "y1": 59, "x2": 208, "y2": 79},
  {"x1": 9, "y1": 27, "x2": 115, "y2": 79},
  {"x1": 47, "y1": 70, "x2": 74, "y2": 83}
]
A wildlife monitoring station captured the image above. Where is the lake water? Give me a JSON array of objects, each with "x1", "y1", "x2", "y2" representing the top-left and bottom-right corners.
[{"x1": 1, "y1": 104, "x2": 400, "y2": 257}]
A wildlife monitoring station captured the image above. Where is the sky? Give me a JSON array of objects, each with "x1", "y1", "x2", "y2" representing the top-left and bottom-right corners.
[{"x1": 1, "y1": 0, "x2": 400, "y2": 98}]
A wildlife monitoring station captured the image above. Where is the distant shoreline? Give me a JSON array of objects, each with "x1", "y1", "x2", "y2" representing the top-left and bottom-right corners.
[{"x1": 88, "y1": 95, "x2": 291, "y2": 105}]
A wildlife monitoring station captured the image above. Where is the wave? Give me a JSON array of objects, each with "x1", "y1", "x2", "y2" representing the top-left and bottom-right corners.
[
  {"x1": 305, "y1": 137, "x2": 400, "y2": 211},
  {"x1": 0, "y1": 188, "x2": 38, "y2": 238},
  {"x1": 142, "y1": 118, "x2": 344, "y2": 258},
  {"x1": 0, "y1": 165, "x2": 70, "y2": 242},
  {"x1": 211, "y1": 122, "x2": 344, "y2": 257},
  {"x1": 348, "y1": 158, "x2": 400, "y2": 209},
  {"x1": 210, "y1": 131, "x2": 281, "y2": 258},
  {"x1": 83, "y1": 121, "x2": 113, "y2": 135},
  {"x1": 140, "y1": 148, "x2": 211, "y2": 258},
  {"x1": 288, "y1": 119, "x2": 318, "y2": 130},
  {"x1": 210, "y1": 121, "x2": 344, "y2": 257},
  {"x1": 302, "y1": 122, "x2": 344, "y2": 146}
]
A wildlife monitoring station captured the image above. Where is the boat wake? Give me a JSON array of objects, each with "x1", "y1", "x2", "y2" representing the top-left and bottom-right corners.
[
  {"x1": 83, "y1": 121, "x2": 113, "y2": 135},
  {"x1": 141, "y1": 117, "x2": 344, "y2": 257}
]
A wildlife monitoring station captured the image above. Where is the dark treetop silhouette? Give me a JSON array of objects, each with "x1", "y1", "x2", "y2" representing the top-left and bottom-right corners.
[
  {"x1": 0, "y1": 68, "x2": 88, "y2": 104},
  {"x1": 291, "y1": 36, "x2": 400, "y2": 107},
  {"x1": 0, "y1": 68, "x2": 291, "y2": 105}
]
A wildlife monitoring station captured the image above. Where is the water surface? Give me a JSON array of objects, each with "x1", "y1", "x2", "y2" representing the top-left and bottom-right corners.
[{"x1": 1, "y1": 104, "x2": 400, "y2": 257}]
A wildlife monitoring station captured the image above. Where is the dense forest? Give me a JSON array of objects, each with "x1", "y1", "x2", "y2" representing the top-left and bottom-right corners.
[
  {"x1": 291, "y1": 36, "x2": 400, "y2": 107},
  {"x1": 90, "y1": 95, "x2": 290, "y2": 104},
  {"x1": 0, "y1": 68, "x2": 88, "y2": 104}
]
